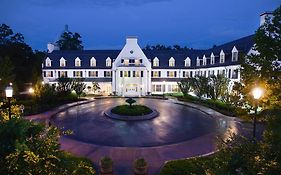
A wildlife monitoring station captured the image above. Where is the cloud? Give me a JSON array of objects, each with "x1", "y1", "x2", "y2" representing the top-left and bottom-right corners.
[{"x1": 27, "y1": 0, "x2": 172, "y2": 7}]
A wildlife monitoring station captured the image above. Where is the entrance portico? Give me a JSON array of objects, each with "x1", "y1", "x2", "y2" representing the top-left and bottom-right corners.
[{"x1": 112, "y1": 37, "x2": 152, "y2": 97}]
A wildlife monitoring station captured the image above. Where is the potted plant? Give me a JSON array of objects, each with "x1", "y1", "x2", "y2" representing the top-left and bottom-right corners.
[
  {"x1": 99, "y1": 156, "x2": 113, "y2": 175},
  {"x1": 134, "y1": 158, "x2": 148, "y2": 175}
]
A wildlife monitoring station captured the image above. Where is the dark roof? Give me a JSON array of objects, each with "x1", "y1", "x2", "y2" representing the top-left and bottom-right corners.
[
  {"x1": 45, "y1": 50, "x2": 120, "y2": 69},
  {"x1": 43, "y1": 35, "x2": 254, "y2": 69}
]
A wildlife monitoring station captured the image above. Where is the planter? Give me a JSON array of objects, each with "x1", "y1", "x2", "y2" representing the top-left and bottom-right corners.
[
  {"x1": 99, "y1": 157, "x2": 113, "y2": 175},
  {"x1": 134, "y1": 158, "x2": 148, "y2": 175}
]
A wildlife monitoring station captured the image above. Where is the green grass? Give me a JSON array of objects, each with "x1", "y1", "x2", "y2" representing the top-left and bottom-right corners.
[
  {"x1": 111, "y1": 105, "x2": 153, "y2": 116},
  {"x1": 159, "y1": 154, "x2": 216, "y2": 175}
]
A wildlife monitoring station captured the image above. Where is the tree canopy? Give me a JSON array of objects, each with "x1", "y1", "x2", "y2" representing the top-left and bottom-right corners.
[
  {"x1": 56, "y1": 31, "x2": 83, "y2": 50},
  {"x1": 0, "y1": 24, "x2": 44, "y2": 95}
]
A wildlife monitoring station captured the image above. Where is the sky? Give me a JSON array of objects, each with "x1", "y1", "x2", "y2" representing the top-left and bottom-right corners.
[{"x1": 0, "y1": 0, "x2": 280, "y2": 51}]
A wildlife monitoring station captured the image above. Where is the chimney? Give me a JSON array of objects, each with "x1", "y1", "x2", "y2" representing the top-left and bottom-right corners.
[
  {"x1": 260, "y1": 11, "x2": 273, "y2": 26},
  {"x1": 126, "y1": 36, "x2": 138, "y2": 44},
  {"x1": 47, "y1": 43, "x2": 59, "y2": 53}
]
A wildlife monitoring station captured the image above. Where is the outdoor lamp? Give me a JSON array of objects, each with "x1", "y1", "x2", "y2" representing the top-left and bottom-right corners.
[
  {"x1": 5, "y1": 86, "x2": 13, "y2": 98},
  {"x1": 251, "y1": 86, "x2": 264, "y2": 139},
  {"x1": 29, "y1": 87, "x2": 35, "y2": 94},
  {"x1": 252, "y1": 87, "x2": 263, "y2": 100},
  {"x1": 5, "y1": 86, "x2": 13, "y2": 120}
]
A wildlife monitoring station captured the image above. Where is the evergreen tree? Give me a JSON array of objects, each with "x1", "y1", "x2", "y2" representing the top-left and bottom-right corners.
[{"x1": 56, "y1": 31, "x2": 83, "y2": 50}]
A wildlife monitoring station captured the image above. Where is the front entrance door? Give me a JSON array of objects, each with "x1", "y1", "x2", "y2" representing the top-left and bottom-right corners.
[{"x1": 124, "y1": 84, "x2": 138, "y2": 97}]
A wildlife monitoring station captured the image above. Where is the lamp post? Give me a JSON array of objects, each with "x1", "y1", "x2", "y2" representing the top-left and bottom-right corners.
[
  {"x1": 252, "y1": 87, "x2": 263, "y2": 139},
  {"x1": 5, "y1": 86, "x2": 13, "y2": 120}
]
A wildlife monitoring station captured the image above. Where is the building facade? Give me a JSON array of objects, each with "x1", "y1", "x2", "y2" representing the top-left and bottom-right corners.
[{"x1": 42, "y1": 35, "x2": 254, "y2": 97}]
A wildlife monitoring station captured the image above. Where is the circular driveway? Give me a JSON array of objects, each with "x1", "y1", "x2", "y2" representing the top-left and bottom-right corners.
[{"x1": 52, "y1": 98, "x2": 225, "y2": 147}]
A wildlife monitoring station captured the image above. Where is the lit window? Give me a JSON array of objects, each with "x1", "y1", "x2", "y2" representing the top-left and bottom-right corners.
[
  {"x1": 104, "y1": 71, "x2": 112, "y2": 77},
  {"x1": 73, "y1": 71, "x2": 82, "y2": 77},
  {"x1": 153, "y1": 57, "x2": 159, "y2": 67},
  {"x1": 106, "y1": 57, "x2": 111, "y2": 67},
  {"x1": 203, "y1": 55, "x2": 207, "y2": 66},
  {"x1": 185, "y1": 57, "x2": 191, "y2": 67},
  {"x1": 196, "y1": 57, "x2": 200, "y2": 66},
  {"x1": 89, "y1": 71, "x2": 98, "y2": 77},
  {"x1": 44, "y1": 71, "x2": 53, "y2": 77},
  {"x1": 75, "y1": 57, "x2": 81, "y2": 67},
  {"x1": 210, "y1": 53, "x2": 215, "y2": 65},
  {"x1": 45, "y1": 57, "x2": 51, "y2": 67},
  {"x1": 167, "y1": 71, "x2": 176, "y2": 77},
  {"x1": 152, "y1": 71, "x2": 161, "y2": 77},
  {"x1": 90, "y1": 57, "x2": 96, "y2": 67},
  {"x1": 59, "y1": 71, "x2": 67, "y2": 78},
  {"x1": 232, "y1": 46, "x2": 238, "y2": 62},
  {"x1": 220, "y1": 50, "x2": 225, "y2": 63},
  {"x1": 169, "y1": 57, "x2": 175, "y2": 67},
  {"x1": 60, "y1": 57, "x2": 66, "y2": 67}
]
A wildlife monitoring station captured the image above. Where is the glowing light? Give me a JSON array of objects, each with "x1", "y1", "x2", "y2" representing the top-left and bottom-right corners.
[
  {"x1": 29, "y1": 88, "x2": 35, "y2": 94},
  {"x1": 5, "y1": 86, "x2": 13, "y2": 98},
  {"x1": 252, "y1": 87, "x2": 263, "y2": 100}
]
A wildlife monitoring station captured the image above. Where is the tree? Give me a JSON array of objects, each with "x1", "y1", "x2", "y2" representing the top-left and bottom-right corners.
[
  {"x1": 71, "y1": 79, "x2": 86, "y2": 98},
  {"x1": 126, "y1": 98, "x2": 136, "y2": 107},
  {"x1": 190, "y1": 76, "x2": 209, "y2": 98},
  {"x1": 239, "y1": 6, "x2": 281, "y2": 111},
  {"x1": 56, "y1": 31, "x2": 83, "y2": 50},
  {"x1": 0, "y1": 56, "x2": 15, "y2": 95},
  {"x1": 56, "y1": 77, "x2": 73, "y2": 94},
  {"x1": 0, "y1": 24, "x2": 44, "y2": 93},
  {"x1": 92, "y1": 82, "x2": 101, "y2": 94},
  {"x1": 177, "y1": 79, "x2": 192, "y2": 96},
  {"x1": 208, "y1": 74, "x2": 230, "y2": 101},
  {"x1": 0, "y1": 118, "x2": 95, "y2": 174}
]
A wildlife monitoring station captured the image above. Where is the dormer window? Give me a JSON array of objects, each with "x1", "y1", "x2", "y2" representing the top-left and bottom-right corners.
[
  {"x1": 75, "y1": 57, "x2": 81, "y2": 67},
  {"x1": 169, "y1": 57, "x2": 175, "y2": 67},
  {"x1": 210, "y1": 53, "x2": 215, "y2": 65},
  {"x1": 90, "y1": 57, "x2": 96, "y2": 67},
  {"x1": 203, "y1": 55, "x2": 207, "y2": 66},
  {"x1": 106, "y1": 57, "x2": 111, "y2": 67},
  {"x1": 220, "y1": 50, "x2": 225, "y2": 64},
  {"x1": 232, "y1": 46, "x2": 238, "y2": 62},
  {"x1": 153, "y1": 57, "x2": 159, "y2": 67},
  {"x1": 45, "y1": 57, "x2": 51, "y2": 67},
  {"x1": 184, "y1": 57, "x2": 191, "y2": 67},
  {"x1": 196, "y1": 57, "x2": 200, "y2": 66},
  {"x1": 60, "y1": 57, "x2": 66, "y2": 67}
]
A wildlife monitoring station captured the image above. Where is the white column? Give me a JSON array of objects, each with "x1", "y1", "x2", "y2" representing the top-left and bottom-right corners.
[
  {"x1": 112, "y1": 70, "x2": 116, "y2": 93},
  {"x1": 147, "y1": 70, "x2": 151, "y2": 95}
]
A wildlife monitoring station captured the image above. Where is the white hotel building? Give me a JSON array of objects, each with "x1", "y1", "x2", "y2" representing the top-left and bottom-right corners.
[{"x1": 42, "y1": 34, "x2": 254, "y2": 97}]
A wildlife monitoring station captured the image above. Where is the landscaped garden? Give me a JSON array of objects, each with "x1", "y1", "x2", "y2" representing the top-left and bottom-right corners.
[{"x1": 111, "y1": 98, "x2": 153, "y2": 116}]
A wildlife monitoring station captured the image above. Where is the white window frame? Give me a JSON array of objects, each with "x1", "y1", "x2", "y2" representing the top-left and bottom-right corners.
[
  {"x1": 210, "y1": 53, "x2": 215, "y2": 65},
  {"x1": 220, "y1": 50, "x2": 225, "y2": 64},
  {"x1": 60, "y1": 57, "x2": 66, "y2": 67},
  {"x1": 169, "y1": 57, "x2": 175, "y2": 67},
  {"x1": 45, "y1": 57, "x2": 51, "y2": 67},
  {"x1": 106, "y1": 57, "x2": 111, "y2": 67},
  {"x1": 185, "y1": 57, "x2": 191, "y2": 67},
  {"x1": 90, "y1": 57, "x2": 96, "y2": 67},
  {"x1": 153, "y1": 57, "x2": 159, "y2": 67},
  {"x1": 75, "y1": 57, "x2": 81, "y2": 67}
]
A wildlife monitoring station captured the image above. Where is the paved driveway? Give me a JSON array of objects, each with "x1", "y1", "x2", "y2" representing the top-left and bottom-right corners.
[{"x1": 50, "y1": 98, "x2": 235, "y2": 175}]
